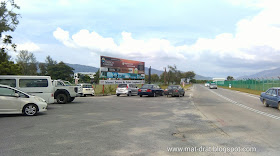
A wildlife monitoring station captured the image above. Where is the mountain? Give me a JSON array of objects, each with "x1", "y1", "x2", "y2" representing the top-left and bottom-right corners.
[
  {"x1": 144, "y1": 67, "x2": 164, "y2": 75},
  {"x1": 66, "y1": 63, "x2": 99, "y2": 73},
  {"x1": 238, "y1": 67, "x2": 280, "y2": 79},
  {"x1": 66, "y1": 63, "x2": 212, "y2": 80},
  {"x1": 195, "y1": 75, "x2": 213, "y2": 80}
]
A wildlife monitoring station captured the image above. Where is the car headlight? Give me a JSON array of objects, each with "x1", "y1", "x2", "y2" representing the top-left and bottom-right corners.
[{"x1": 35, "y1": 96, "x2": 46, "y2": 103}]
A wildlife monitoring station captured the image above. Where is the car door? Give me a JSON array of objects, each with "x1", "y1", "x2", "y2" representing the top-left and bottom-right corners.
[
  {"x1": 178, "y1": 86, "x2": 183, "y2": 95},
  {"x1": 264, "y1": 89, "x2": 274, "y2": 105},
  {"x1": 0, "y1": 87, "x2": 21, "y2": 113},
  {"x1": 270, "y1": 89, "x2": 278, "y2": 107}
]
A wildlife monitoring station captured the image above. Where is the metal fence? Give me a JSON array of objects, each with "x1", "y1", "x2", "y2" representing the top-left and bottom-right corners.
[{"x1": 217, "y1": 79, "x2": 280, "y2": 91}]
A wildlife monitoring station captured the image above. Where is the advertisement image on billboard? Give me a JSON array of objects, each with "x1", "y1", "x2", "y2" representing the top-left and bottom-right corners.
[{"x1": 100, "y1": 56, "x2": 145, "y2": 79}]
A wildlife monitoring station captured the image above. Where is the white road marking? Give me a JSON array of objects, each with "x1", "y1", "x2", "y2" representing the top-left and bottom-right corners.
[
  {"x1": 218, "y1": 87, "x2": 260, "y2": 99},
  {"x1": 200, "y1": 85, "x2": 280, "y2": 120}
]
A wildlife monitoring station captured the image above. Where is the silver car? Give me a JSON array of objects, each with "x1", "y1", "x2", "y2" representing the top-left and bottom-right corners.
[
  {"x1": 209, "y1": 83, "x2": 217, "y2": 89},
  {"x1": 116, "y1": 84, "x2": 138, "y2": 96}
]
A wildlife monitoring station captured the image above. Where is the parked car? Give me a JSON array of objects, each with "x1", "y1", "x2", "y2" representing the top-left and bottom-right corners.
[
  {"x1": 138, "y1": 84, "x2": 164, "y2": 97},
  {"x1": 205, "y1": 83, "x2": 210, "y2": 87},
  {"x1": 0, "y1": 84, "x2": 48, "y2": 116},
  {"x1": 53, "y1": 80, "x2": 81, "y2": 103},
  {"x1": 0, "y1": 75, "x2": 54, "y2": 104},
  {"x1": 209, "y1": 83, "x2": 217, "y2": 89},
  {"x1": 116, "y1": 84, "x2": 138, "y2": 96},
  {"x1": 260, "y1": 88, "x2": 280, "y2": 110},
  {"x1": 164, "y1": 85, "x2": 185, "y2": 97},
  {"x1": 77, "y1": 83, "x2": 95, "y2": 97}
]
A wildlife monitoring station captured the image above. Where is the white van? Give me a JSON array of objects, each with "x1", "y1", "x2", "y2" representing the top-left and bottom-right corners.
[{"x1": 0, "y1": 76, "x2": 54, "y2": 104}]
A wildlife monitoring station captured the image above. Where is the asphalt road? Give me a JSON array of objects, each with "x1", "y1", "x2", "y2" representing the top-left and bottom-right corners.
[{"x1": 0, "y1": 85, "x2": 279, "y2": 156}]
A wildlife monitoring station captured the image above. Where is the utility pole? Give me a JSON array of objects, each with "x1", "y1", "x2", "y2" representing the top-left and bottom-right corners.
[
  {"x1": 164, "y1": 67, "x2": 166, "y2": 85},
  {"x1": 148, "y1": 66, "x2": 151, "y2": 84}
]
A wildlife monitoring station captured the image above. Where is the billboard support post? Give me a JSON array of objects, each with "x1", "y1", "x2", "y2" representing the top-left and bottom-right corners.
[{"x1": 102, "y1": 78, "x2": 104, "y2": 95}]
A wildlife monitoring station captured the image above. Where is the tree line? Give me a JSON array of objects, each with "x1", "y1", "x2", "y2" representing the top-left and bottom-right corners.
[{"x1": 146, "y1": 65, "x2": 196, "y2": 85}]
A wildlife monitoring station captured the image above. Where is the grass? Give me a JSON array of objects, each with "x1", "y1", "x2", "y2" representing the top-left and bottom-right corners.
[
  {"x1": 218, "y1": 86, "x2": 263, "y2": 96},
  {"x1": 93, "y1": 84, "x2": 193, "y2": 95}
]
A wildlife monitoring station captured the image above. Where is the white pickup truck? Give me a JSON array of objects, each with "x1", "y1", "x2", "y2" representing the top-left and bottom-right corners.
[{"x1": 52, "y1": 80, "x2": 82, "y2": 104}]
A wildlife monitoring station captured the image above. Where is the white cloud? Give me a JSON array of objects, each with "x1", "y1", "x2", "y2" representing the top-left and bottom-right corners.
[
  {"x1": 53, "y1": 28, "x2": 185, "y2": 61},
  {"x1": 52, "y1": 0, "x2": 280, "y2": 77},
  {"x1": 17, "y1": 42, "x2": 40, "y2": 52}
]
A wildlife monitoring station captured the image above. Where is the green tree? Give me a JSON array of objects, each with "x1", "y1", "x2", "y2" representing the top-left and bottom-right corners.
[
  {"x1": 151, "y1": 74, "x2": 159, "y2": 83},
  {"x1": 48, "y1": 61, "x2": 74, "y2": 81},
  {"x1": 0, "y1": 0, "x2": 21, "y2": 75},
  {"x1": 227, "y1": 76, "x2": 234, "y2": 81},
  {"x1": 79, "y1": 74, "x2": 91, "y2": 83},
  {"x1": 184, "y1": 71, "x2": 196, "y2": 83},
  {"x1": 93, "y1": 69, "x2": 100, "y2": 84},
  {"x1": 167, "y1": 65, "x2": 182, "y2": 84},
  {"x1": 38, "y1": 63, "x2": 47, "y2": 75},
  {"x1": 16, "y1": 50, "x2": 38, "y2": 75},
  {"x1": 0, "y1": 50, "x2": 21, "y2": 74}
]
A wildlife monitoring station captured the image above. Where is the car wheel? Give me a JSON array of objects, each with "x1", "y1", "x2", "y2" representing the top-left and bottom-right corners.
[
  {"x1": 127, "y1": 92, "x2": 131, "y2": 96},
  {"x1": 117, "y1": 94, "x2": 120, "y2": 96},
  {"x1": 140, "y1": 95, "x2": 142, "y2": 97},
  {"x1": 57, "y1": 94, "x2": 67, "y2": 104},
  {"x1": 263, "y1": 99, "x2": 268, "y2": 107},
  {"x1": 23, "y1": 104, "x2": 38, "y2": 116}
]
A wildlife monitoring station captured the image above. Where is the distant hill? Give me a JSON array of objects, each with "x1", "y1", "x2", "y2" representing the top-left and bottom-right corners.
[
  {"x1": 144, "y1": 67, "x2": 164, "y2": 75},
  {"x1": 238, "y1": 67, "x2": 280, "y2": 79},
  {"x1": 66, "y1": 63, "x2": 99, "y2": 73},
  {"x1": 66, "y1": 63, "x2": 212, "y2": 80},
  {"x1": 195, "y1": 75, "x2": 213, "y2": 80}
]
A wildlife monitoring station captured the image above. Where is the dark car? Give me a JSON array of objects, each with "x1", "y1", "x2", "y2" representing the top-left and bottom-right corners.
[
  {"x1": 138, "y1": 84, "x2": 164, "y2": 97},
  {"x1": 164, "y1": 85, "x2": 185, "y2": 97},
  {"x1": 260, "y1": 87, "x2": 280, "y2": 110}
]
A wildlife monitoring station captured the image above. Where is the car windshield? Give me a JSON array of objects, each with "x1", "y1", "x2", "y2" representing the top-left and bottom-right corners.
[
  {"x1": 142, "y1": 85, "x2": 153, "y2": 89},
  {"x1": 168, "y1": 86, "x2": 179, "y2": 89},
  {"x1": 118, "y1": 84, "x2": 127, "y2": 88},
  {"x1": 83, "y1": 85, "x2": 92, "y2": 88}
]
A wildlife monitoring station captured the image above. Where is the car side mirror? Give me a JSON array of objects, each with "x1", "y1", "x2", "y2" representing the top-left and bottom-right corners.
[{"x1": 14, "y1": 93, "x2": 20, "y2": 97}]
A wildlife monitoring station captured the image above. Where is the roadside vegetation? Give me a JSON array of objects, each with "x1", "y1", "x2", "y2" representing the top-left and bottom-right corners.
[{"x1": 218, "y1": 86, "x2": 262, "y2": 96}]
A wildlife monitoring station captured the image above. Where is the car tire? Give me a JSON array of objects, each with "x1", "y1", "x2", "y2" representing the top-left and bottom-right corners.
[
  {"x1": 117, "y1": 94, "x2": 120, "y2": 96},
  {"x1": 23, "y1": 104, "x2": 38, "y2": 116},
  {"x1": 127, "y1": 92, "x2": 131, "y2": 96},
  {"x1": 140, "y1": 95, "x2": 142, "y2": 97},
  {"x1": 57, "y1": 94, "x2": 67, "y2": 104},
  {"x1": 263, "y1": 99, "x2": 268, "y2": 107}
]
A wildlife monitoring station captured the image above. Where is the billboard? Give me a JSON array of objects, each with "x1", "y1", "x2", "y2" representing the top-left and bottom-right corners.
[{"x1": 100, "y1": 56, "x2": 145, "y2": 79}]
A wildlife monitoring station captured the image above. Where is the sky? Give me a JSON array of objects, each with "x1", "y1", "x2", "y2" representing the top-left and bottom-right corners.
[{"x1": 6, "y1": 0, "x2": 280, "y2": 78}]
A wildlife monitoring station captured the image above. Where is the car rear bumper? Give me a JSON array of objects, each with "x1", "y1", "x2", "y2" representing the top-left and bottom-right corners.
[{"x1": 138, "y1": 92, "x2": 153, "y2": 96}]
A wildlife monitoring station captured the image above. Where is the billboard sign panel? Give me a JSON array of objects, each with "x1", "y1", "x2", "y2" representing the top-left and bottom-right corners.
[{"x1": 100, "y1": 56, "x2": 145, "y2": 79}]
